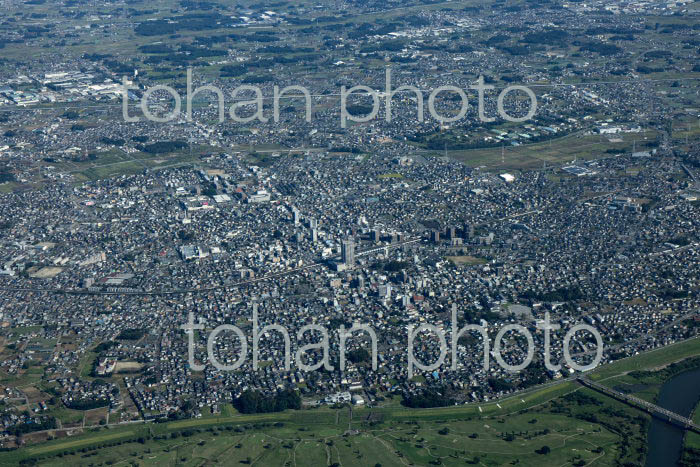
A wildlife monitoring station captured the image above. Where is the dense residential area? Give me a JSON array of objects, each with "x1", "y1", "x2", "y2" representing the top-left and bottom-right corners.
[{"x1": 0, "y1": 0, "x2": 699, "y2": 465}]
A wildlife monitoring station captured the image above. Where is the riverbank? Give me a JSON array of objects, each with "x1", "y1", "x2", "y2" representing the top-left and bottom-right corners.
[
  {"x1": 3, "y1": 337, "x2": 699, "y2": 465},
  {"x1": 680, "y1": 394, "x2": 700, "y2": 465},
  {"x1": 645, "y1": 367, "x2": 700, "y2": 466}
]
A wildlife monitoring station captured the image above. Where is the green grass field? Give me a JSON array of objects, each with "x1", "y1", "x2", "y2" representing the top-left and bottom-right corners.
[
  {"x1": 3, "y1": 411, "x2": 622, "y2": 467},
  {"x1": 684, "y1": 403, "x2": 700, "y2": 451},
  {"x1": 590, "y1": 337, "x2": 700, "y2": 381},
  {"x1": 445, "y1": 130, "x2": 658, "y2": 170},
  {"x1": 25, "y1": 430, "x2": 139, "y2": 457}
]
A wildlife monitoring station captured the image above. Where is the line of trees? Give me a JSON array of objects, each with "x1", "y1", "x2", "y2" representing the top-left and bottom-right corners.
[
  {"x1": 233, "y1": 389, "x2": 301, "y2": 414},
  {"x1": 64, "y1": 397, "x2": 109, "y2": 411},
  {"x1": 137, "y1": 141, "x2": 188, "y2": 155},
  {"x1": 6, "y1": 417, "x2": 56, "y2": 436},
  {"x1": 402, "y1": 389, "x2": 455, "y2": 408}
]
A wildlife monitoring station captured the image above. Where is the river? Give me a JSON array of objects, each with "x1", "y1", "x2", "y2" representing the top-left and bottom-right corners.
[{"x1": 645, "y1": 367, "x2": 700, "y2": 466}]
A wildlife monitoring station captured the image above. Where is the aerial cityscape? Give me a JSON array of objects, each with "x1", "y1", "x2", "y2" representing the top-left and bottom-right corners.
[{"x1": 0, "y1": 0, "x2": 699, "y2": 465}]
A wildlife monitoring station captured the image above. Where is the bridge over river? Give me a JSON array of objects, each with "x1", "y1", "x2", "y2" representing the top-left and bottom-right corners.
[{"x1": 578, "y1": 376, "x2": 700, "y2": 434}]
